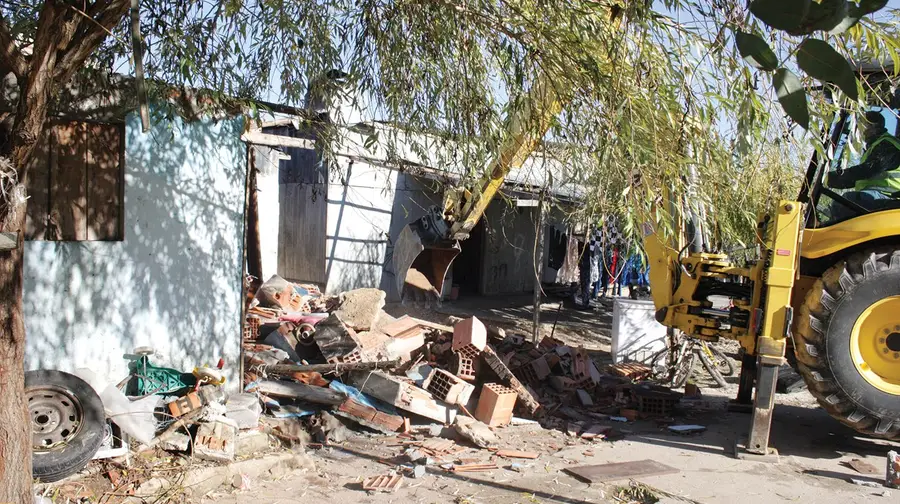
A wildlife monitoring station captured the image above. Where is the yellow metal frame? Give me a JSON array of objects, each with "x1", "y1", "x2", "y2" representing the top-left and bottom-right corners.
[
  {"x1": 801, "y1": 208, "x2": 900, "y2": 259},
  {"x1": 643, "y1": 201, "x2": 803, "y2": 358}
]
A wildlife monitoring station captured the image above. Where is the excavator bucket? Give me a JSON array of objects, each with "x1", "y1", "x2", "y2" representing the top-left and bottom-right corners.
[{"x1": 393, "y1": 207, "x2": 461, "y2": 301}]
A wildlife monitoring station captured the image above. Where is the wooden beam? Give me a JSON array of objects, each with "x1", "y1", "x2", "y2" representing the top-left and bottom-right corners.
[{"x1": 241, "y1": 130, "x2": 315, "y2": 149}]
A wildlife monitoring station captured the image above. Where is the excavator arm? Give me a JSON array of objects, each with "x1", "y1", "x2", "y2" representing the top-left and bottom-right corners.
[{"x1": 392, "y1": 73, "x2": 568, "y2": 299}]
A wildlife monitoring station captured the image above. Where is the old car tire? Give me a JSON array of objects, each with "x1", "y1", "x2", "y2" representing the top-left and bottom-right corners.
[
  {"x1": 26, "y1": 370, "x2": 106, "y2": 482},
  {"x1": 795, "y1": 247, "x2": 900, "y2": 439}
]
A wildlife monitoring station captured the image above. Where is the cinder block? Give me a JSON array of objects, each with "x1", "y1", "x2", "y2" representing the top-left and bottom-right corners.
[
  {"x1": 452, "y1": 317, "x2": 487, "y2": 357},
  {"x1": 570, "y1": 347, "x2": 600, "y2": 385},
  {"x1": 549, "y1": 375, "x2": 578, "y2": 393},
  {"x1": 474, "y1": 383, "x2": 517, "y2": 427},
  {"x1": 423, "y1": 368, "x2": 475, "y2": 406},
  {"x1": 529, "y1": 356, "x2": 551, "y2": 381},
  {"x1": 455, "y1": 354, "x2": 476, "y2": 381}
]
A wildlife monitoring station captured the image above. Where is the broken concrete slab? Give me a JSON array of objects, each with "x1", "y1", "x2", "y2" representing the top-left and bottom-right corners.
[
  {"x1": 454, "y1": 416, "x2": 499, "y2": 448},
  {"x1": 385, "y1": 331, "x2": 425, "y2": 361},
  {"x1": 351, "y1": 371, "x2": 457, "y2": 424},
  {"x1": 235, "y1": 430, "x2": 271, "y2": 457},
  {"x1": 160, "y1": 432, "x2": 191, "y2": 452},
  {"x1": 226, "y1": 393, "x2": 263, "y2": 430},
  {"x1": 576, "y1": 389, "x2": 593, "y2": 406},
  {"x1": 333, "y1": 288, "x2": 386, "y2": 331},
  {"x1": 255, "y1": 275, "x2": 296, "y2": 310}
]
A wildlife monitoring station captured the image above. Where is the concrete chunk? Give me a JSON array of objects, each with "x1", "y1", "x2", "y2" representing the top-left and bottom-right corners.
[
  {"x1": 333, "y1": 288, "x2": 386, "y2": 331},
  {"x1": 194, "y1": 418, "x2": 238, "y2": 463},
  {"x1": 351, "y1": 371, "x2": 456, "y2": 424},
  {"x1": 453, "y1": 416, "x2": 499, "y2": 448}
]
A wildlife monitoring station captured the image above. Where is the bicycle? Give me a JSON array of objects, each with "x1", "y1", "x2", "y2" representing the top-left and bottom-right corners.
[{"x1": 649, "y1": 334, "x2": 733, "y2": 388}]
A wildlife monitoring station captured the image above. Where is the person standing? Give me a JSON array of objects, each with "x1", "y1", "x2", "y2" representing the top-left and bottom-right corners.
[{"x1": 600, "y1": 215, "x2": 622, "y2": 297}]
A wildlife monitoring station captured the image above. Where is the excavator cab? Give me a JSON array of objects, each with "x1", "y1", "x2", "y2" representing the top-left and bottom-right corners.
[{"x1": 802, "y1": 68, "x2": 900, "y2": 229}]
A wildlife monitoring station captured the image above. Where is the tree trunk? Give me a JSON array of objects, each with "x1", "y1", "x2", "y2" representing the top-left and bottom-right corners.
[
  {"x1": 0, "y1": 49, "x2": 56, "y2": 504},
  {"x1": 0, "y1": 200, "x2": 31, "y2": 503}
]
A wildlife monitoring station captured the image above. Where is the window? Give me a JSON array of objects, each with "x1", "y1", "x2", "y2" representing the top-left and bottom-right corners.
[{"x1": 26, "y1": 120, "x2": 124, "y2": 241}]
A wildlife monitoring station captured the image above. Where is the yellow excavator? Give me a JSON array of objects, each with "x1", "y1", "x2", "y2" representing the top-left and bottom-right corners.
[{"x1": 393, "y1": 61, "x2": 900, "y2": 455}]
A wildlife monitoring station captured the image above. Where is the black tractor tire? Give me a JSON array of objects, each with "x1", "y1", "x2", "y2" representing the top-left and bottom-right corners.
[
  {"x1": 26, "y1": 370, "x2": 106, "y2": 482},
  {"x1": 795, "y1": 247, "x2": 900, "y2": 439}
]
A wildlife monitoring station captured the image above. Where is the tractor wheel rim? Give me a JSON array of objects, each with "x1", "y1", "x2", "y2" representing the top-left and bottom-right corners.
[
  {"x1": 27, "y1": 385, "x2": 84, "y2": 451},
  {"x1": 850, "y1": 295, "x2": 900, "y2": 395}
]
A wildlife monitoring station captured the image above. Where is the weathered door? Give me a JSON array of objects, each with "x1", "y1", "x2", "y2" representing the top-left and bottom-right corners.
[{"x1": 266, "y1": 125, "x2": 327, "y2": 285}]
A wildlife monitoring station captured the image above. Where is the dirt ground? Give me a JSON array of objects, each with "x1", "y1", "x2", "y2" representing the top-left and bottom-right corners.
[{"x1": 202, "y1": 295, "x2": 900, "y2": 504}]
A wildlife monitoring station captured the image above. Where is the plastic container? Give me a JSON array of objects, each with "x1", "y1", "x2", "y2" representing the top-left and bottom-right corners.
[{"x1": 611, "y1": 298, "x2": 667, "y2": 364}]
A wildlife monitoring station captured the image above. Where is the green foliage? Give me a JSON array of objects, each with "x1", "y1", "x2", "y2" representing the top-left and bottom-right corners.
[
  {"x1": 797, "y1": 38, "x2": 858, "y2": 100},
  {"x1": 735, "y1": 31, "x2": 779, "y2": 71},
  {"x1": 2, "y1": 0, "x2": 897, "y2": 250}
]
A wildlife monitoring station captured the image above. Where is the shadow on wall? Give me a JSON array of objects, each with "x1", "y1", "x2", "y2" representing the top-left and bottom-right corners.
[
  {"x1": 329, "y1": 233, "x2": 386, "y2": 293},
  {"x1": 24, "y1": 111, "x2": 247, "y2": 388}
]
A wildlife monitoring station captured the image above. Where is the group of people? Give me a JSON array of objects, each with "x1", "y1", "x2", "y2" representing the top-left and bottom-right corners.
[{"x1": 576, "y1": 216, "x2": 649, "y2": 309}]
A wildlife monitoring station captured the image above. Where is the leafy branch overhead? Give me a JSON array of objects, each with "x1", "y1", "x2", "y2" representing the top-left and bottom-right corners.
[{"x1": 738, "y1": 0, "x2": 891, "y2": 129}]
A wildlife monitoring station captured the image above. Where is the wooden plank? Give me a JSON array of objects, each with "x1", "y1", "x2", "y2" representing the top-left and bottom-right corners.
[
  {"x1": 563, "y1": 460, "x2": 679, "y2": 483},
  {"x1": 25, "y1": 126, "x2": 51, "y2": 240},
  {"x1": 51, "y1": 121, "x2": 88, "y2": 240},
  {"x1": 86, "y1": 123, "x2": 123, "y2": 240}
]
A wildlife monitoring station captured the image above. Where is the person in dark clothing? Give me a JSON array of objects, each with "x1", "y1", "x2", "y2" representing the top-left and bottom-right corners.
[
  {"x1": 577, "y1": 240, "x2": 592, "y2": 309},
  {"x1": 829, "y1": 110, "x2": 900, "y2": 209}
]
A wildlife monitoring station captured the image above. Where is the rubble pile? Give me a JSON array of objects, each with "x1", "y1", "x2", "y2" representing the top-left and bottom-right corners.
[
  {"x1": 48, "y1": 274, "x2": 699, "y2": 499},
  {"x1": 240, "y1": 274, "x2": 687, "y2": 450}
]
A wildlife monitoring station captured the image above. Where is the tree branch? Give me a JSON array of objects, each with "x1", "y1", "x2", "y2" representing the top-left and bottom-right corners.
[
  {"x1": 0, "y1": 16, "x2": 27, "y2": 78},
  {"x1": 53, "y1": 0, "x2": 130, "y2": 85}
]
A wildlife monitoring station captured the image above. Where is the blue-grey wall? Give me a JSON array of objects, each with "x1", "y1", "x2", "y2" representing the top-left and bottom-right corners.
[{"x1": 23, "y1": 112, "x2": 247, "y2": 390}]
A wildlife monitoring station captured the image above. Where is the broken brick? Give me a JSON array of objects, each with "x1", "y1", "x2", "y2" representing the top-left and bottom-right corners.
[
  {"x1": 314, "y1": 315, "x2": 363, "y2": 363},
  {"x1": 455, "y1": 354, "x2": 477, "y2": 381},
  {"x1": 362, "y1": 473, "x2": 403, "y2": 493},
  {"x1": 335, "y1": 399, "x2": 405, "y2": 434},
  {"x1": 452, "y1": 317, "x2": 487, "y2": 357},
  {"x1": 194, "y1": 418, "x2": 237, "y2": 462},
  {"x1": 474, "y1": 383, "x2": 517, "y2": 427},
  {"x1": 423, "y1": 368, "x2": 475, "y2": 406},
  {"x1": 168, "y1": 392, "x2": 202, "y2": 418}
]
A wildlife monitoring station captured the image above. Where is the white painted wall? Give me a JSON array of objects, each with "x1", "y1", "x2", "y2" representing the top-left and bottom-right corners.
[
  {"x1": 24, "y1": 113, "x2": 247, "y2": 390},
  {"x1": 253, "y1": 144, "x2": 282, "y2": 281},
  {"x1": 324, "y1": 157, "x2": 397, "y2": 294}
]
